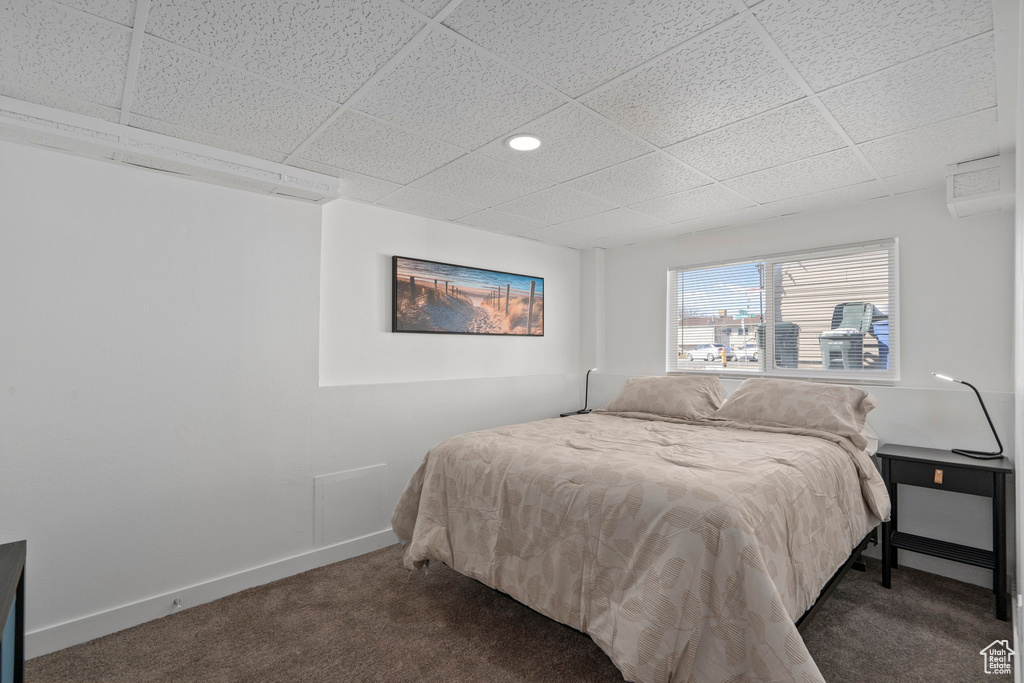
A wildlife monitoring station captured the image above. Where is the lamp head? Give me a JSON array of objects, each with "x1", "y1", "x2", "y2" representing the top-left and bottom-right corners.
[{"x1": 932, "y1": 372, "x2": 962, "y2": 384}]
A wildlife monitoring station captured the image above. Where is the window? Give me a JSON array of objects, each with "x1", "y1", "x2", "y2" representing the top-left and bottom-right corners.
[{"x1": 666, "y1": 239, "x2": 898, "y2": 383}]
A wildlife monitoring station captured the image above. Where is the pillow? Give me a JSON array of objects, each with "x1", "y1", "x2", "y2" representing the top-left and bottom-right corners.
[
  {"x1": 603, "y1": 375, "x2": 726, "y2": 420},
  {"x1": 713, "y1": 377, "x2": 877, "y2": 450}
]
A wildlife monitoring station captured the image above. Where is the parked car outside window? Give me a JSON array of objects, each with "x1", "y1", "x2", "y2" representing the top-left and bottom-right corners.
[
  {"x1": 736, "y1": 341, "x2": 758, "y2": 362},
  {"x1": 685, "y1": 343, "x2": 735, "y2": 361}
]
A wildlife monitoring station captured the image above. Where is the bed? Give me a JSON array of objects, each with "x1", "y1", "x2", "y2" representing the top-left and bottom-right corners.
[{"x1": 393, "y1": 376, "x2": 890, "y2": 682}]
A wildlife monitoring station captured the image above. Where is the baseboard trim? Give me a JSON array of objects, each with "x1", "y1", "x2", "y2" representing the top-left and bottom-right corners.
[{"x1": 26, "y1": 528, "x2": 398, "y2": 658}]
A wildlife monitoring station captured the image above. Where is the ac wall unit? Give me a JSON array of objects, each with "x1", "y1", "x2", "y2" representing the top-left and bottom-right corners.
[{"x1": 946, "y1": 155, "x2": 1014, "y2": 218}]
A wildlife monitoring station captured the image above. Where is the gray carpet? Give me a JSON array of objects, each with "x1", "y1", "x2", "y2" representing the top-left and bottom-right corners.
[{"x1": 28, "y1": 545, "x2": 1012, "y2": 682}]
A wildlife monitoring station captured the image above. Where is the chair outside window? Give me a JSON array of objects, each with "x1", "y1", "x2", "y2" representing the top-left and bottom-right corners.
[{"x1": 818, "y1": 302, "x2": 887, "y2": 369}]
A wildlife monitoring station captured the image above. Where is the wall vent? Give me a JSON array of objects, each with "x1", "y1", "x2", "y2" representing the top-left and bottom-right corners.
[
  {"x1": 946, "y1": 155, "x2": 1014, "y2": 218},
  {"x1": 314, "y1": 465, "x2": 387, "y2": 547}
]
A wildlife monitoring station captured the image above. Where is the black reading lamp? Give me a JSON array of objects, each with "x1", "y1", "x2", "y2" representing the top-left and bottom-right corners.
[
  {"x1": 932, "y1": 373, "x2": 1003, "y2": 459},
  {"x1": 562, "y1": 368, "x2": 598, "y2": 416}
]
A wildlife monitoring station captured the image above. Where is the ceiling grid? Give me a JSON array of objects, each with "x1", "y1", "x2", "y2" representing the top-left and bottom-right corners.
[{"x1": 0, "y1": 0, "x2": 1005, "y2": 245}]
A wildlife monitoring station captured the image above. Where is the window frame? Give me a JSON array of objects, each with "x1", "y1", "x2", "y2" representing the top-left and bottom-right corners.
[{"x1": 666, "y1": 239, "x2": 899, "y2": 385}]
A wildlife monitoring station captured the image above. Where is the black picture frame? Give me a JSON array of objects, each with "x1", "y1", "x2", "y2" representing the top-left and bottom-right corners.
[{"x1": 392, "y1": 256, "x2": 544, "y2": 336}]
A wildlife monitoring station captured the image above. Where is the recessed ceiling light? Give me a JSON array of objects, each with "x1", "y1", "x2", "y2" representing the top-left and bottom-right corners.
[{"x1": 505, "y1": 134, "x2": 541, "y2": 151}]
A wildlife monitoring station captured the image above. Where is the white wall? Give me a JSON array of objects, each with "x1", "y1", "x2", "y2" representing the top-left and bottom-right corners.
[
  {"x1": 0, "y1": 141, "x2": 583, "y2": 655},
  {"x1": 319, "y1": 200, "x2": 580, "y2": 385},
  {"x1": 598, "y1": 190, "x2": 1016, "y2": 586}
]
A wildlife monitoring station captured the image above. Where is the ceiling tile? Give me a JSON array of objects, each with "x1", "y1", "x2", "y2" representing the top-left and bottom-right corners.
[
  {"x1": 477, "y1": 105, "x2": 649, "y2": 183},
  {"x1": 286, "y1": 158, "x2": 400, "y2": 202},
  {"x1": 128, "y1": 114, "x2": 289, "y2": 162},
  {"x1": 763, "y1": 179, "x2": 888, "y2": 216},
  {"x1": 352, "y1": 29, "x2": 563, "y2": 150},
  {"x1": 0, "y1": 82, "x2": 121, "y2": 122},
  {"x1": 629, "y1": 183, "x2": 754, "y2": 223},
  {"x1": 132, "y1": 41, "x2": 337, "y2": 153},
  {"x1": 408, "y1": 154, "x2": 552, "y2": 206},
  {"x1": 754, "y1": 0, "x2": 993, "y2": 91},
  {"x1": 403, "y1": 0, "x2": 450, "y2": 18},
  {"x1": 0, "y1": 0, "x2": 130, "y2": 109},
  {"x1": 665, "y1": 99, "x2": 846, "y2": 180},
  {"x1": 495, "y1": 185, "x2": 617, "y2": 225},
  {"x1": 820, "y1": 33, "x2": 996, "y2": 143},
  {"x1": 442, "y1": 0, "x2": 738, "y2": 97},
  {"x1": 146, "y1": 0, "x2": 423, "y2": 103},
  {"x1": 883, "y1": 167, "x2": 946, "y2": 195},
  {"x1": 302, "y1": 110, "x2": 466, "y2": 184},
  {"x1": 375, "y1": 187, "x2": 484, "y2": 221},
  {"x1": 564, "y1": 153, "x2": 708, "y2": 206},
  {"x1": 581, "y1": 20, "x2": 804, "y2": 146},
  {"x1": 458, "y1": 209, "x2": 547, "y2": 235},
  {"x1": 51, "y1": 0, "x2": 135, "y2": 26},
  {"x1": 523, "y1": 208, "x2": 664, "y2": 248},
  {"x1": 859, "y1": 108, "x2": 998, "y2": 177},
  {"x1": 722, "y1": 148, "x2": 874, "y2": 204}
]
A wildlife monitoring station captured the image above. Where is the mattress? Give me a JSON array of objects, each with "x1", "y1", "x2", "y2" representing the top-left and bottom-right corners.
[{"x1": 393, "y1": 412, "x2": 889, "y2": 682}]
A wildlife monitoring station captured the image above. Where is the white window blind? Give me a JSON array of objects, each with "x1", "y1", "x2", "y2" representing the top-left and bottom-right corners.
[{"x1": 666, "y1": 239, "x2": 898, "y2": 383}]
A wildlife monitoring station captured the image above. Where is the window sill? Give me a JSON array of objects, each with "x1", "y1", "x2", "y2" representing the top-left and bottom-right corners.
[{"x1": 667, "y1": 368, "x2": 898, "y2": 387}]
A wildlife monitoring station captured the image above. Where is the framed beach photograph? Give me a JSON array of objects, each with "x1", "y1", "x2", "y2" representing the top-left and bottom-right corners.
[{"x1": 392, "y1": 256, "x2": 544, "y2": 336}]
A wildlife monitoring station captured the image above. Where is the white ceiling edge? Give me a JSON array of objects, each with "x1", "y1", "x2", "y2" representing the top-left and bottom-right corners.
[{"x1": 0, "y1": 95, "x2": 341, "y2": 203}]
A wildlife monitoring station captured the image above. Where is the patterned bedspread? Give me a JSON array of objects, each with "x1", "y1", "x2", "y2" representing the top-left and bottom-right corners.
[{"x1": 393, "y1": 412, "x2": 889, "y2": 682}]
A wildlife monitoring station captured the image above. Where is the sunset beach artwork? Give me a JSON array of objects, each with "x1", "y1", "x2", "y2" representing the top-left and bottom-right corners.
[{"x1": 392, "y1": 256, "x2": 544, "y2": 336}]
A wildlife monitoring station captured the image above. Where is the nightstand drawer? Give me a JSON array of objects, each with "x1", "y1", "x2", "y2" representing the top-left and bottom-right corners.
[{"x1": 889, "y1": 459, "x2": 993, "y2": 496}]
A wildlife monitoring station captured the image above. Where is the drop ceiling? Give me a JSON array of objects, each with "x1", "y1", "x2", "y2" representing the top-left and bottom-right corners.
[{"x1": 0, "y1": 0, "x2": 1011, "y2": 248}]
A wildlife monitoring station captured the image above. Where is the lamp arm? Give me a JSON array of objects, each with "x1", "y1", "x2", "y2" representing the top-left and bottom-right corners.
[
  {"x1": 955, "y1": 380, "x2": 1003, "y2": 457},
  {"x1": 583, "y1": 368, "x2": 594, "y2": 411}
]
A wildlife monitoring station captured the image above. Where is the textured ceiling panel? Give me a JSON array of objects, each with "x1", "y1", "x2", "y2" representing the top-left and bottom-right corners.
[
  {"x1": 146, "y1": 0, "x2": 423, "y2": 103},
  {"x1": 495, "y1": 185, "x2": 617, "y2": 225},
  {"x1": 665, "y1": 99, "x2": 845, "y2": 180},
  {"x1": 132, "y1": 41, "x2": 337, "y2": 153},
  {"x1": 755, "y1": 0, "x2": 993, "y2": 91},
  {"x1": 352, "y1": 29, "x2": 563, "y2": 149},
  {"x1": 0, "y1": 0, "x2": 130, "y2": 109},
  {"x1": 52, "y1": 0, "x2": 136, "y2": 26},
  {"x1": 477, "y1": 105, "x2": 649, "y2": 183},
  {"x1": 629, "y1": 184, "x2": 754, "y2": 223},
  {"x1": 723, "y1": 148, "x2": 874, "y2": 204},
  {"x1": 859, "y1": 108, "x2": 998, "y2": 177},
  {"x1": 458, "y1": 209, "x2": 547, "y2": 235},
  {"x1": 128, "y1": 114, "x2": 289, "y2": 162},
  {"x1": 581, "y1": 20, "x2": 804, "y2": 146},
  {"x1": 442, "y1": 0, "x2": 738, "y2": 97},
  {"x1": 402, "y1": 0, "x2": 450, "y2": 18},
  {"x1": 408, "y1": 154, "x2": 552, "y2": 207},
  {"x1": 564, "y1": 153, "x2": 708, "y2": 206},
  {"x1": 0, "y1": 82, "x2": 121, "y2": 122},
  {"x1": 763, "y1": 179, "x2": 888, "y2": 216},
  {"x1": 820, "y1": 33, "x2": 996, "y2": 143},
  {"x1": 375, "y1": 186, "x2": 484, "y2": 221},
  {"x1": 301, "y1": 110, "x2": 465, "y2": 184},
  {"x1": 883, "y1": 167, "x2": 946, "y2": 195},
  {"x1": 522, "y1": 208, "x2": 664, "y2": 247},
  {"x1": 287, "y1": 157, "x2": 400, "y2": 202}
]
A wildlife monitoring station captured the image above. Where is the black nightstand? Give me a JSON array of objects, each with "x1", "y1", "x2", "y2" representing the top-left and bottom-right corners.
[{"x1": 878, "y1": 444, "x2": 1013, "y2": 621}]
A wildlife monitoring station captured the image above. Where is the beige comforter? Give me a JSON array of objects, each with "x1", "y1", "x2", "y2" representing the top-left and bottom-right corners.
[{"x1": 393, "y1": 412, "x2": 890, "y2": 682}]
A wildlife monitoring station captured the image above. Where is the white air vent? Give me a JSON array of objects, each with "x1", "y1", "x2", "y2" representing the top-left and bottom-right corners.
[
  {"x1": 0, "y1": 96, "x2": 340, "y2": 204},
  {"x1": 946, "y1": 156, "x2": 1014, "y2": 218}
]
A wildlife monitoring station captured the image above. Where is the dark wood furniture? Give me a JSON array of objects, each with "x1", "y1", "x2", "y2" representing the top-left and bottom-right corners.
[
  {"x1": 0, "y1": 541, "x2": 25, "y2": 683},
  {"x1": 878, "y1": 445, "x2": 1012, "y2": 621}
]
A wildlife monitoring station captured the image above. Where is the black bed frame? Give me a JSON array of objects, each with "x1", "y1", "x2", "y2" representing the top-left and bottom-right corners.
[{"x1": 795, "y1": 528, "x2": 876, "y2": 633}]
